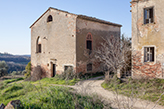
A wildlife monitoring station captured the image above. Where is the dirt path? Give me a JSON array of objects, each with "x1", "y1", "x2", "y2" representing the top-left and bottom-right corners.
[{"x1": 68, "y1": 76, "x2": 164, "y2": 109}]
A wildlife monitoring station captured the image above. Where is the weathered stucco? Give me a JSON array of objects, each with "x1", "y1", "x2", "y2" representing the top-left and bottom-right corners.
[
  {"x1": 131, "y1": 0, "x2": 164, "y2": 78},
  {"x1": 31, "y1": 8, "x2": 77, "y2": 77},
  {"x1": 30, "y1": 7, "x2": 121, "y2": 77},
  {"x1": 76, "y1": 18, "x2": 120, "y2": 73}
]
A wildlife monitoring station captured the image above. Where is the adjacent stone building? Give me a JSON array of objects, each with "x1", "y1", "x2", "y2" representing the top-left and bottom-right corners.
[
  {"x1": 30, "y1": 7, "x2": 121, "y2": 77},
  {"x1": 131, "y1": 0, "x2": 164, "y2": 78}
]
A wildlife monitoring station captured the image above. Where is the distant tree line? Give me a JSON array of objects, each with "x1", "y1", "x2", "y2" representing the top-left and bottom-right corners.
[
  {"x1": 0, "y1": 52, "x2": 30, "y2": 73},
  {"x1": 7, "y1": 62, "x2": 26, "y2": 73},
  {"x1": 0, "y1": 56, "x2": 30, "y2": 64}
]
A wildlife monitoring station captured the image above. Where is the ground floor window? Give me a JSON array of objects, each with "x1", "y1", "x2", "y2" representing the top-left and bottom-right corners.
[
  {"x1": 87, "y1": 63, "x2": 92, "y2": 72},
  {"x1": 64, "y1": 66, "x2": 73, "y2": 72},
  {"x1": 144, "y1": 47, "x2": 155, "y2": 62}
]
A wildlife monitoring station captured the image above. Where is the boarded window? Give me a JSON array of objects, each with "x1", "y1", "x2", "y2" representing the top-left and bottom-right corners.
[
  {"x1": 144, "y1": 47, "x2": 154, "y2": 62},
  {"x1": 47, "y1": 15, "x2": 53, "y2": 22},
  {"x1": 87, "y1": 63, "x2": 92, "y2": 72},
  {"x1": 64, "y1": 66, "x2": 73, "y2": 72},
  {"x1": 144, "y1": 7, "x2": 154, "y2": 24}
]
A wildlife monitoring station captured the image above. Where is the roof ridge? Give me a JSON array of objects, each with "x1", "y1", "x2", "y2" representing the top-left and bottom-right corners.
[
  {"x1": 30, "y1": 7, "x2": 122, "y2": 28},
  {"x1": 77, "y1": 15, "x2": 122, "y2": 27}
]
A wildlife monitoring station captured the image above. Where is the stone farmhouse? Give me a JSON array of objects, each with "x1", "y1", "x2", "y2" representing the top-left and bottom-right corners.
[
  {"x1": 131, "y1": 0, "x2": 164, "y2": 78},
  {"x1": 30, "y1": 7, "x2": 121, "y2": 77}
]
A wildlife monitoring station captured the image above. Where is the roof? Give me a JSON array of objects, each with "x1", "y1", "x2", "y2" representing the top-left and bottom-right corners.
[
  {"x1": 30, "y1": 7, "x2": 122, "y2": 28},
  {"x1": 77, "y1": 15, "x2": 122, "y2": 27}
]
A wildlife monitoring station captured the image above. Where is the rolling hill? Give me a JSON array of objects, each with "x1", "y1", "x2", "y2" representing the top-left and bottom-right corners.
[{"x1": 0, "y1": 53, "x2": 31, "y2": 73}]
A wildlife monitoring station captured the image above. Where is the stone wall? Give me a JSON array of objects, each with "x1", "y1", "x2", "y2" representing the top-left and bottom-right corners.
[
  {"x1": 131, "y1": 0, "x2": 164, "y2": 78},
  {"x1": 31, "y1": 8, "x2": 77, "y2": 77},
  {"x1": 76, "y1": 18, "x2": 120, "y2": 73},
  {"x1": 31, "y1": 8, "x2": 121, "y2": 77}
]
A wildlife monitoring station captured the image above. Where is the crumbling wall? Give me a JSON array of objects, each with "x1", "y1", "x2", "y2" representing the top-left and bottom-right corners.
[
  {"x1": 76, "y1": 18, "x2": 121, "y2": 73},
  {"x1": 131, "y1": 0, "x2": 164, "y2": 78}
]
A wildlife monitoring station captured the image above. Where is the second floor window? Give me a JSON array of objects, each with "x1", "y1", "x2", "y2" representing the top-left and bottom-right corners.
[
  {"x1": 36, "y1": 37, "x2": 41, "y2": 53},
  {"x1": 144, "y1": 7, "x2": 154, "y2": 24},
  {"x1": 86, "y1": 33, "x2": 92, "y2": 54}
]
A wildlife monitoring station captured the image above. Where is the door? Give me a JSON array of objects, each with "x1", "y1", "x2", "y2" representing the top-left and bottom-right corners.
[{"x1": 53, "y1": 64, "x2": 56, "y2": 77}]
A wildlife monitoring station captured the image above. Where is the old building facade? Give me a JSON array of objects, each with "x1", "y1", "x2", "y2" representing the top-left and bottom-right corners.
[
  {"x1": 131, "y1": 0, "x2": 164, "y2": 78},
  {"x1": 30, "y1": 7, "x2": 121, "y2": 77}
]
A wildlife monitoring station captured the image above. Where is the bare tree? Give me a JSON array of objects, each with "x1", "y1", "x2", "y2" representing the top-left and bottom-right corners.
[{"x1": 95, "y1": 35, "x2": 131, "y2": 80}]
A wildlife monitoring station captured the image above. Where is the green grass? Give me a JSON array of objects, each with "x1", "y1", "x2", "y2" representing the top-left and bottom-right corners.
[
  {"x1": 2, "y1": 77, "x2": 24, "y2": 84},
  {"x1": 32, "y1": 77, "x2": 80, "y2": 86},
  {"x1": 102, "y1": 77, "x2": 164, "y2": 105},
  {"x1": 0, "y1": 82, "x2": 104, "y2": 109},
  {"x1": 0, "y1": 74, "x2": 110, "y2": 108}
]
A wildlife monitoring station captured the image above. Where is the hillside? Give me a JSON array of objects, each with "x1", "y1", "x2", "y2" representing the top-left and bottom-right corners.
[{"x1": 0, "y1": 53, "x2": 31, "y2": 73}]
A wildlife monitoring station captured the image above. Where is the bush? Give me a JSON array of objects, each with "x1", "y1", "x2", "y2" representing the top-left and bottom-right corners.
[
  {"x1": 80, "y1": 72, "x2": 105, "y2": 79},
  {"x1": 0, "y1": 61, "x2": 8, "y2": 77},
  {"x1": 24, "y1": 61, "x2": 31, "y2": 78},
  {"x1": 22, "y1": 70, "x2": 27, "y2": 75},
  {"x1": 58, "y1": 69, "x2": 76, "y2": 80}
]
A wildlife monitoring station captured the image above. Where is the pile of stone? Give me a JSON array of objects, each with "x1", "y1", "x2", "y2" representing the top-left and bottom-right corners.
[{"x1": 0, "y1": 100, "x2": 21, "y2": 109}]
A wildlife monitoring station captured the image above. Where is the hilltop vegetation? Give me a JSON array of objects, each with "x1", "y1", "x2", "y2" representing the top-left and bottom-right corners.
[{"x1": 0, "y1": 53, "x2": 30, "y2": 73}]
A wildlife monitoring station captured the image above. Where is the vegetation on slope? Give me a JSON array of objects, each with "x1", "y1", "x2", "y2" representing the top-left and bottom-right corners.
[
  {"x1": 0, "y1": 78, "x2": 105, "y2": 109},
  {"x1": 102, "y1": 76, "x2": 164, "y2": 106}
]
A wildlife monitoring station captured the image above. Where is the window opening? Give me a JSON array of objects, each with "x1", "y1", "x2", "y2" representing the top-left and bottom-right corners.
[
  {"x1": 47, "y1": 15, "x2": 53, "y2": 22},
  {"x1": 86, "y1": 33, "x2": 92, "y2": 54},
  {"x1": 87, "y1": 63, "x2": 92, "y2": 72},
  {"x1": 144, "y1": 47, "x2": 154, "y2": 62},
  {"x1": 144, "y1": 7, "x2": 154, "y2": 24}
]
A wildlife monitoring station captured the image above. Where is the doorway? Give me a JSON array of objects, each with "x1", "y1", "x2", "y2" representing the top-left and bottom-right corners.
[{"x1": 52, "y1": 64, "x2": 56, "y2": 77}]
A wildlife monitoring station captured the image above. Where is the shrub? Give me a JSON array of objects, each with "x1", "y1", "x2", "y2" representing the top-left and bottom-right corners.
[
  {"x1": 24, "y1": 61, "x2": 31, "y2": 78},
  {"x1": 22, "y1": 70, "x2": 27, "y2": 75},
  {"x1": 57, "y1": 68, "x2": 80, "y2": 80},
  {"x1": 11, "y1": 71, "x2": 17, "y2": 76},
  {"x1": 0, "y1": 61, "x2": 8, "y2": 77}
]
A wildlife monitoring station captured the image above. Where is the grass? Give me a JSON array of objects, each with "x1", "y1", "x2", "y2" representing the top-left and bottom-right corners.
[
  {"x1": 0, "y1": 73, "x2": 110, "y2": 108},
  {"x1": 32, "y1": 77, "x2": 80, "y2": 86},
  {"x1": 0, "y1": 81, "x2": 105, "y2": 109},
  {"x1": 3, "y1": 77, "x2": 24, "y2": 84},
  {"x1": 30, "y1": 72, "x2": 104, "y2": 86},
  {"x1": 102, "y1": 77, "x2": 164, "y2": 106}
]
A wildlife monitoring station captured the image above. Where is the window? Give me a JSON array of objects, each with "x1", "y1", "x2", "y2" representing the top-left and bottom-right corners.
[
  {"x1": 144, "y1": 7, "x2": 154, "y2": 24},
  {"x1": 144, "y1": 47, "x2": 154, "y2": 62},
  {"x1": 86, "y1": 33, "x2": 92, "y2": 54},
  {"x1": 38, "y1": 44, "x2": 41, "y2": 53},
  {"x1": 47, "y1": 15, "x2": 53, "y2": 22},
  {"x1": 87, "y1": 63, "x2": 92, "y2": 72},
  {"x1": 36, "y1": 37, "x2": 41, "y2": 53},
  {"x1": 64, "y1": 66, "x2": 73, "y2": 72}
]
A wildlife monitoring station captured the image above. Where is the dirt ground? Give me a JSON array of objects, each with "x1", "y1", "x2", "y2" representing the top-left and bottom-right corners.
[{"x1": 69, "y1": 76, "x2": 164, "y2": 109}]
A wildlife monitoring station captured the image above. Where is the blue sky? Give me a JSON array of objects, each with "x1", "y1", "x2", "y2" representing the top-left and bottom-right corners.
[{"x1": 0, "y1": 0, "x2": 131, "y2": 55}]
